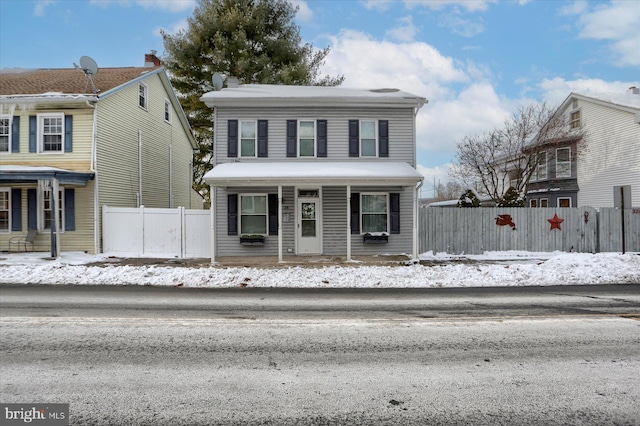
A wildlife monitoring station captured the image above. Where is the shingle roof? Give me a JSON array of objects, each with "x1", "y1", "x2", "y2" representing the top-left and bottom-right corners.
[{"x1": 0, "y1": 66, "x2": 162, "y2": 96}]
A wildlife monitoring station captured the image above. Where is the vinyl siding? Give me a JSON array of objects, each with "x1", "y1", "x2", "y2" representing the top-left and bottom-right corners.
[
  {"x1": 0, "y1": 182, "x2": 95, "y2": 253},
  {"x1": 574, "y1": 100, "x2": 640, "y2": 208},
  {"x1": 96, "y1": 73, "x2": 194, "y2": 210},
  {"x1": 214, "y1": 107, "x2": 416, "y2": 165},
  {"x1": 212, "y1": 185, "x2": 414, "y2": 256}
]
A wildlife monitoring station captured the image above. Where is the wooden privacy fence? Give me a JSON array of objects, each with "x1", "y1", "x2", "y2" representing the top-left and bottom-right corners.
[
  {"x1": 419, "y1": 207, "x2": 640, "y2": 255},
  {"x1": 102, "y1": 206, "x2": 210, "y2": 258}
]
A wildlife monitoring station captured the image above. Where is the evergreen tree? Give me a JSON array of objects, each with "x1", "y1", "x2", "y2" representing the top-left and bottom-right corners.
[
  {"x1": 457, "y1": 189, "x2": 481, "y2": 208},
  {"x1": 161, "y1": 0, "x2": 344, "y2": 200},
  {"x1": 497, "y1": 186, "x2": 525, "y2": 207}
]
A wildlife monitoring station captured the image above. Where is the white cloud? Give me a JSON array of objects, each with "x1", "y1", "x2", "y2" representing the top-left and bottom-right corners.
[
  {"x1": 404, "y1": 0, "x2": 496, "y2": 12},
  {"x1": 34, "y1": 0, "x2": 55, "y2": 16},
  {"x1": 386, "y1": 16, "x2": 421, "y2": 42},
  {"x1": 290, "y1": 0, "x2": 313, "y2": 22},
  {"x1": 538, "y1": 77, "x2": 639, "y2": 105},
  {"x1": 155, "y1": 18, "x2": 188, "y2": 37},
  {"x1": 438, "y1": 12, "x2": 484, "y2": 37},
  {"x1": 360, "y1": 0, "x2": 395, "y2": 11},
  {"x1": 571, "y1": 0, "x2": 640, "y2": 67},
  {"x1": 89, "y1": 0, "x2": 195, "y2": 12}
]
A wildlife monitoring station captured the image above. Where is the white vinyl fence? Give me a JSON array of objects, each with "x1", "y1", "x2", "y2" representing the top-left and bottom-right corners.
[{"x1": 102, "y1": 206, "x2": 210, "y2": 258}]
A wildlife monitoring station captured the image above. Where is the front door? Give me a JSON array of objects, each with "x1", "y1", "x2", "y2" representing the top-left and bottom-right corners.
[{"x1": 297, "y1": 197, "x2": 322, "y2": 254}]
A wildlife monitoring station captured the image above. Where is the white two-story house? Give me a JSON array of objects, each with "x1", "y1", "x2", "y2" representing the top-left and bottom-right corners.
[
  {"x1": 526, "y1": 89, "x2": 640, "y2": 208},
  {"x1": 201, "y1": 84, "x2": 426, "y2": 262}
]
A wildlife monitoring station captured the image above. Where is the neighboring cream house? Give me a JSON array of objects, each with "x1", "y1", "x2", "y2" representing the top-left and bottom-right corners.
[
  {"x1": 201, "y1": 84, "x2": 426, "y2": 262},
  {"x1": 0, "y1": 53, "x2": 198, "y2": 254},
  {"x1": 526, "y1": 89, "x2": 640, "y2": 208}
]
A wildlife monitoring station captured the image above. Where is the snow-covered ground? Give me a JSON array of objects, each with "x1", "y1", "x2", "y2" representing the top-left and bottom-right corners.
[{"x1": 0, "y1": 251, "x2": 638, "y2": 288}]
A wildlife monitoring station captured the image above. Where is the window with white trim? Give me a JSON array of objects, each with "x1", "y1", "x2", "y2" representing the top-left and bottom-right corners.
[
  {"x1": 0, "y1": 188, "x2": 9, "y2": 232},
  {"x1": 240, "y1": 194, "x2": 267, "y2": 235},
  {"x1": 361, "y1": 193, "x2": 388, "y2": 233},
  {"x1": 240, "y1": 121, "x2": 257, "y2": 157},
  {"x1": 534, "y1": 152, "x2": 547, "y2": 181},
  {"x1": 0, "y1": 116, "x2": 9, "y2": 153},
  {"x1": 570, "y1": 110, "x2": 580, "y2": 129},
  {"x1": 39, "y1": 188, "x2": 64, "y2": 232},
  {"x1": 299, "y1": 120, "x2": 315, "y2": 157},
  {"x1": 138, "y1": 83, "x2": 148, "y2": 109},
  {"x1": 38, "y1": 113, "x2": 64, "y2": 153},
  {"x1": 556, "y1": 147, "x2": 571, "y2": 178},
  {"x1": 360, "y1": 120, "x2": 377, "y2": 157},
  {"x1": 540, "y1": 198, "x2": 548, "y2": 207},
  {"x1": 558, "y1": 197, "x2": 571, "y2": 208},
  {"x1": 164, "y1": 99, "x2": 172, "y2": 123},
  {"x1": 529, "y1": 199, "x2": 538, "y2": 208}
]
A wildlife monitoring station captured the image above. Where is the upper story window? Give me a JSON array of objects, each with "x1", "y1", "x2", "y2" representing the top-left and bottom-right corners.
[
  {"x1": 299, "y1": 120, "x2": 316, "y2": 157},
  {"x1": 0, "y1": 188, "x2": 9, "y2": 232},
  {"x1": 240, "y1": 194, "x2": 267, "y2": 235},
  {"x1": 360, "y1": 121, "x2": 377, "y2": 157},
  {"x1": 0, "y1": 117, "x2": 9, "y2": 153},
  {"x1": 38, "y1": 113, "x2": 64, "y2": 153},
  {"x1": 531, "y1": 151, "x2": 547, "y2": 181},
  {"x1": 240, "y1": 120, "x2": 257, "y2": 157},
  {"x1": 556, "y1": 147, "x2": 571, "y2": 178},
  {"x1": 164, "y1": 99, "x2": 172, "y2": 123},
  {"x1": 138, "y1": 83, "x2": 148, "y2": 110},
  {"x1": 570, "y1": 110, "x2": 581, "y2": 129},
  {"x1": 361, "y1": 193, "x2": 388, "y2": 233}
]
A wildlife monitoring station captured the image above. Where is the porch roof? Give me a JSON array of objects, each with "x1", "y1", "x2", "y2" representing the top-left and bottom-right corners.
[
  {"x1": 203, "y1": 161, "x2": 424, "y2": 187},
  {"x1": 0, "y1": 165, "x2": 95, "y2": 185}
]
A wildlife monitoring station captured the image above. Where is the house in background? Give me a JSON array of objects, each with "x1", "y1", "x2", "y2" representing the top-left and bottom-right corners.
[
  {"x1": 526, "y1": 89, "x2": 640, "y2": 208},
  {"x1": 201, "y1": 84, "x2": 426, "y2": 262},
  {"x1": 0, "y1": 52, "x2": 199, "y2": 254}
]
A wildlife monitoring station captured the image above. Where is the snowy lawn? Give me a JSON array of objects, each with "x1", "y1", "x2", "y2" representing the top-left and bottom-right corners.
[{"x1": 0, "y1": 251, "x2": 638, "y2": 288}]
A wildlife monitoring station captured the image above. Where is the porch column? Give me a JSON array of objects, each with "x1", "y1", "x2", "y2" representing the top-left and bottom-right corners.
[
  {"x1": 412, "y1": 184, "x2": 418, "y2": 260},
  {"x1": 210, "y1": 187, "x2": 216, "y2": 263},
  {"x1": 278, "y1": 185, "x2": 283, "y2": 263},
  {"x1": 346, "y1": 185, "x2": 351, "y2": 261}
]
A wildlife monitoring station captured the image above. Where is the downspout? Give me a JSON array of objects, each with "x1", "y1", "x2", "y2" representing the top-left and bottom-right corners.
[
  {"x1": 210, "y1": 107, "x2": 218, "y2": 263},
  {"x1": 86, "y1": 100, "x2": 100, "y2": 254},
  {"x1": 138, "y1": 130, "x2": 143, "y2": 207}
]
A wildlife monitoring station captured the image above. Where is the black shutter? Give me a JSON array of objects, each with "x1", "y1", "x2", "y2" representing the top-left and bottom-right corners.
[
  {"x1": 227, "y1": 120, "x2": 238, "y2": 157},
  {"x1": 11, "y1": 189, "x2": 22, "y2": 231},
  {"x1": 348, "y1": 120, "x2": 359, "y2": 157},
  {"x1": 64, "y1": 189, "x2": 75, "y2": 231},
  {"x1": 268, "y1": 194, "x2": 278, "y2": 235},
  {"x1": 29, "y1": 116, "x2": 37, "y2": 153},
  {"x1": 350, "y1": 192, "x2": 360, "y2": 234},
  {"x1": 227, "y1": 194, "x2": 238, "y2": 235},
  {"x1": 27, "y1": 188, "x2": 37, "y2": 230},
  {"x1": 257, "y1": 120, "x2": 268, "y2": 157},
  {"x1": 286, "y1": 120, "x2": 297, "y2": 157},
  {"x1": 379, "y1": 120, "x2": 389, "y2": 157},
  {"x1": 64, "y1": 115, "x2": 73, "y2": 152},
  {"x1": 390, "y1": 193, "x2": 400, "y2": 234},
  {"x1": 11, "y1": 116, "x2": 19, "y2": 153},
  {"x1": 317, "y1": 120, "x2": 327, "y2": 157}
]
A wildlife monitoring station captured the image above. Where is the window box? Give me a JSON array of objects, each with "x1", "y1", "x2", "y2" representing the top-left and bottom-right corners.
[
  {"x1": 363, "y1": 232, "x2": 388, "y2": 244},
  {"x1": 240, "y1": 234, "x2": 265, "y2": 245}
]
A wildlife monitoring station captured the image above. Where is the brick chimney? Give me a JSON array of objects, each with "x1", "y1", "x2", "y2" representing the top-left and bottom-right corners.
[{"x1": 144, "y1": 50, "x2": 161, "y2": 67}]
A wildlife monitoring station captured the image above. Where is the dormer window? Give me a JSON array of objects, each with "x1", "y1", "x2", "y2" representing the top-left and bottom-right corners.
[{"x1": 139, "y1": 83, "x2": 148, "y2": 110}]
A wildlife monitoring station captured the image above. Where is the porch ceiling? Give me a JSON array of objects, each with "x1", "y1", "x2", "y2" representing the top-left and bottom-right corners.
[{"x1": 203, "y1": 161, "x2": 424, "y2": 187}]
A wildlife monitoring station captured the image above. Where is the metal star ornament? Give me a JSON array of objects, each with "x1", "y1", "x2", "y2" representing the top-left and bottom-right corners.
[{"x1": 548, "y1": 213, "x2": 564, "y2": 231}]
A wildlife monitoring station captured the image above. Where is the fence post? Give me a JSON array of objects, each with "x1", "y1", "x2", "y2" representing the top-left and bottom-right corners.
[{"x1": 180, "y1": 206, "x2": 186, "y2": 258}]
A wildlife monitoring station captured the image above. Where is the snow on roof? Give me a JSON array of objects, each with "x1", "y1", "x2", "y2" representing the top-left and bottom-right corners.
[
  {"x1": 1, "y1": 165, "x2": 73, "y2": 173},
  {"x1": 204, "y1": 161, "x2": 424, "y2": 186},
  {"x1": 201, "y1": 84, "x2": 427, "y2": 108}
]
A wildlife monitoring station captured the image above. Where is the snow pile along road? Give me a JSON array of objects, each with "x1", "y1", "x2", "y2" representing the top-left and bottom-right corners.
[{"x1": 0, "y1": 252, "x2": 638, "y2": 288}]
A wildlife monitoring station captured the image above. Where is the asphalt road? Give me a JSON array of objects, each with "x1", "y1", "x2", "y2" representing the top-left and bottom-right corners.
[{"x1": 1, "y1": 284, "x2": 639, "y2": 425}]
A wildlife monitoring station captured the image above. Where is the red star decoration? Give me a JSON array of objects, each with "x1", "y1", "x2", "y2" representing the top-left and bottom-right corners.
[{"x1": 548, "y1": 213, "x2": 564, "y2": 231}]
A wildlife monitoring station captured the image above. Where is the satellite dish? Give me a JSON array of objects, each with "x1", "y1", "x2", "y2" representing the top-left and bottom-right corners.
[
  {"x1": 79, "y1": 56, "x2": 98, "y2": 76},
  {"x1": 212, "y1": 72, "x2": 224, "y2": 91}
]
